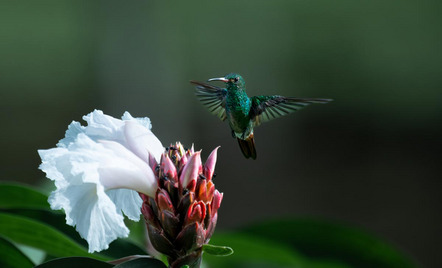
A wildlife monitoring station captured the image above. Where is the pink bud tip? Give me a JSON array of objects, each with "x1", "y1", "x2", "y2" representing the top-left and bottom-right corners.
[
  {"x1": 210, "y1": 190, "x2": 223, "y2": 215},
  {"x1": 179, "y1": 151, "x2": 202, "y2": 190},
  {"x1": 161, "y1": 153, "x2": 177, "y2": 182},
  {"x1": 156, "y1": 189, "x2": 174, "y2": 213},
  {"x1": 179, "y1": 153, "x2": 188, "y2": 167},
  {"x1": 204, "y1": 146, "x2": 220, "y2": 181}
]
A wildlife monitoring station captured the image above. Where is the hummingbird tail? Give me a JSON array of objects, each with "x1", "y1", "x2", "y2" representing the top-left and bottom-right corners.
[{"x1": 237, "y1": 134, "x2": 257, "y2": 160}]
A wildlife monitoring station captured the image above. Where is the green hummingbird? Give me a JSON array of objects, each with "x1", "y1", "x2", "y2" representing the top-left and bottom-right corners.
[{"x1": 190, "y1": 73, "x2": 332, "y2": 160}]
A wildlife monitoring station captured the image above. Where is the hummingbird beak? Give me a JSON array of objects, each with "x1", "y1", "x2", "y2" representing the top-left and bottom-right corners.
[{"x1": 207, "y1": 77, "x2": 229, "y2": 83}]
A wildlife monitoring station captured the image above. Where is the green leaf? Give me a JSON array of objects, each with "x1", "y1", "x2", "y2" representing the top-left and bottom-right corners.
[
  {"x1": 113, "y1": 256, "x2": 167, "y2": 268},
  {"x1": 0, "y1": 236, "x2": 34, "y2": 268},
  {"x1": 35, "y1": 257, "x2": 113, "y2": 268},
  {"x1": 102, "y1": 239, "x2": 148, "y2": 259},
  {"x1": 126, "y1": 218, "x2": 148, "y2": 247},
  {"x1": 204, "y1": 233, "x2": 329, "y2": 268},
  {"x1": 2, "y1": 208, "x2": 148, "y2": 260},
  {"x1": 0, "y1": 212, "x2": 106, "y2": 260},
  {"x1": 238, "y1": 218, "x2": 417, "y2": 268},
  {"x1": 4, "y1": 209, "x2": 87, "y2": 247},
  {"x1": 0, "y1": 183, "x2": 50, "y2": 210},
  {"x1": 202, "y1": 244, "x2": 233, "y2": 256}
]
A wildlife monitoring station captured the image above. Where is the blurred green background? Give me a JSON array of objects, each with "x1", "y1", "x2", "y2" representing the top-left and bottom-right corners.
[{"x1": 1, "y1": 0, "x2": 440, "y2": 267}]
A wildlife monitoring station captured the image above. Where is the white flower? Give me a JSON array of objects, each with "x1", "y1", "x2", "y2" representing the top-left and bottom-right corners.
[{"x1": 38, "y1": 110, "x2": 164, "y2": 253}]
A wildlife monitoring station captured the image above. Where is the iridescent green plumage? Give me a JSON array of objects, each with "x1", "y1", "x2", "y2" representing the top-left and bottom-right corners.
[{"x1": 191, "y1": 73, "x2": 332, "y2": 159}]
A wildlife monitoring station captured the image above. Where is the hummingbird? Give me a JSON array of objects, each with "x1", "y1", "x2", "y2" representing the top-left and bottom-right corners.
[{"x1": 190, "y1": 73, "x2": 332, "y2": 160}]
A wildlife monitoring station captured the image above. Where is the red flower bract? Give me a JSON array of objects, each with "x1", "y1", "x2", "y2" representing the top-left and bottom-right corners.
[{"x1": 140, "y1": 143, "x2": 222, "y2": 268}]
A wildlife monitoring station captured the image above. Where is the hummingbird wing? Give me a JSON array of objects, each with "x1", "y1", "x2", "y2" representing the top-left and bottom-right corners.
[
  {"x1": 190, "y1": 80, "x2": 227, "y2": 121},
  {"x1": 250, "y1": 95, "x2": 332, "y2": 126}
]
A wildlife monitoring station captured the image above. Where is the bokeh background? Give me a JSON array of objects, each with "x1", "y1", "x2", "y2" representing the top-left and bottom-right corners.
[{"x1": 1, "y1": 1, "x2": 441, "y2": 267}]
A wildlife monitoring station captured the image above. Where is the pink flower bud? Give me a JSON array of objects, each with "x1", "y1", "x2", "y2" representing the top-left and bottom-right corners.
[
  {"x1": 210, "y1": 190, "x2": 223, "y2": 216},
  {"x1": 142, "y1": 144, "x2": 222, "y2": 267},
  {"x1": 204, "y1": 146, "x2": 219, "y2": 181},
  {"x1": 156, "y1": 189, "x2": 174, "y2": 213},
  {"x1": 160, "y1": 153, "x2": 177, "y2": 182},
  {"x1": 179, "y1": 152, "x2": 202, "y2": 190},
  {"x1": 185, "y1": 201, "x2": 206, "y2": 226}
]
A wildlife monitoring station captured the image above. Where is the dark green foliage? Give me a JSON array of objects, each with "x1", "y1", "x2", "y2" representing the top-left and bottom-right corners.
[
  {"x1": 35, "y1": 257, "x2": 113, "y2": 268},
  {"x1": 0, "y1": 236, "x2": 34, "y2": 268},
  {"x1": 112, "y1": 257, "x2": 167, "y2": 268},
  {"x1": 0, "y1": 183, "x2": 50, "y2": 210},
  {"x1": 204, "y1": 218, "x2": 417, "y2": 268},
  {"x1": 240, "y1": 218, "x2": 416, "y2": 268},
  {"x1": 0, "y1": 213, "x2": 97, "y2": 259}
]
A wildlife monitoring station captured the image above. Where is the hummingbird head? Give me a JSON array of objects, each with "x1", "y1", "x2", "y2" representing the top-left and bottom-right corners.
[{"x1": 208, "y1": 73, "x2": 245, "y2": 90}]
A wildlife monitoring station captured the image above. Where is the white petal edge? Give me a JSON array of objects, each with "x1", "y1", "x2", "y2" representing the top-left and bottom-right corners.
[
  {"x1": 57, "y1": 110, "x2": 162, "y2": 164},
  {"x1": 124, "y1": 121, "x2": 164, "y2": 163},
  {"x1": 107, "y1": 189, "x2": 143, "y2": 221},
  {"x1": 49, "y1": 182, "x2": 129, "y2": 253}
]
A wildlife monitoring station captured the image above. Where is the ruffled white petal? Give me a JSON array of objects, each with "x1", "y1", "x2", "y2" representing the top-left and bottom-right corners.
[
  {"x1": 39, "y1": 133, "x2": 156, "y2": 252},
  {"x1": 122, "y1": 111, "x2": 152, "y2": 129},
  {"x1": 59, "y1": 110, "x2": 164, "y2": 159},
  {"x1": 38, "y1": 110, "x2": 164, "y2": 253},
  {"x1": 58, "y1": 121, "x2": 84, "y2": 148},
  {"x1": 82, "y1": 110, "x2": 126, "y2": 141},
  {"x1": 107, "y1": 189, "x2": 143, "y2": 221},
  {"x1": 49, "y1": 181, "x2": 128, "y2": 253}
]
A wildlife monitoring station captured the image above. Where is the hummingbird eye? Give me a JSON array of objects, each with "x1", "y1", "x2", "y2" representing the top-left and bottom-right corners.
[{"x1": 234, "y1": 77, "x2": 239, "y2": 82}]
